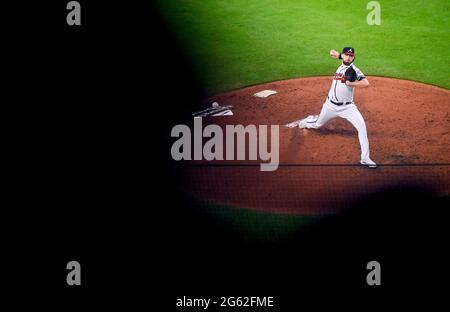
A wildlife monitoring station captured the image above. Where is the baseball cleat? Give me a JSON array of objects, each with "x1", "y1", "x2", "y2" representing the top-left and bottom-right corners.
[
  {"x1": 298, "y1": 119, "x2": 307, "y2": 128},
  {"x1": 285, "y1": 120, "x2": 302, "y2": 128},
  {"x1": 299, "y1": 115, "x2": 318, "y2": 128},
  {"x1": 286, "y1": 115, "x2": 318, "y2": 128},
  {"x1": 360, "y1": 159, "x2": 377, "y2": 168}
]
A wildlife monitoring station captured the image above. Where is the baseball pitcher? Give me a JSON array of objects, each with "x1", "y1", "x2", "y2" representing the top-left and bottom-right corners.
[{"x1": 286, "y1": 47, "x2": 377, "y2": 168}]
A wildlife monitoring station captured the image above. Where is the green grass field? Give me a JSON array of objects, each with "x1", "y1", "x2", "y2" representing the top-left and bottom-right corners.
[
  {"x1": 192, "y1": 197, "x2": 323, "y2": 243},
  {"x1": 155, "y1": 0, "x2": 450, "y2": 95}
]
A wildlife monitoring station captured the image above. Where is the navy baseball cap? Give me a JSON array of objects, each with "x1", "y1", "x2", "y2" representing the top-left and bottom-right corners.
[{"x1": 342, "y1": 47, "x2": 355, "y2": 55}]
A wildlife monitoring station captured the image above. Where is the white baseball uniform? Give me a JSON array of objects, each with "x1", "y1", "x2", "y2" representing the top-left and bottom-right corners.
[{"x1": 299, "y1": 63, "x2": 375, "y2": 165}]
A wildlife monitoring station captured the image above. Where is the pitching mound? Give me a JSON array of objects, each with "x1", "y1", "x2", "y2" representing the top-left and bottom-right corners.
[{"x1": 179, "y1": 77, "x2": 450, "y2": 214}]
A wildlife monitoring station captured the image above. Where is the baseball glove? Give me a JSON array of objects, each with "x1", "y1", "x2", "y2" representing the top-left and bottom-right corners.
[{"x1": 344, "y1": 67, "x2": 358, "y2": 83}]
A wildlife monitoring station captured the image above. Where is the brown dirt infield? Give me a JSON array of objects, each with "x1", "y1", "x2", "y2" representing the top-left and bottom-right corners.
[{"x1": 179, "y1": 77, "x2": 450, "y2": 214}]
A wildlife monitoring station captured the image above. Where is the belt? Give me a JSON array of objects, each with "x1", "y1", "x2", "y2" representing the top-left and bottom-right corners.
[{"x1": 328, "y1": 97, "x2": 352, "y2": 106}]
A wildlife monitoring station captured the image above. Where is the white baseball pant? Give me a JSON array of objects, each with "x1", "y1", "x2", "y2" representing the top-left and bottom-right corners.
[{"x1": 303, "y1": 99, "x2": 371, "y2": 162}]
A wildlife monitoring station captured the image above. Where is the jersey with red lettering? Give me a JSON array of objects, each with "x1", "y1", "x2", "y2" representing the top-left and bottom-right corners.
[{"x1": 328, "y1": 63, "x2": 366, "y2": 103}]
